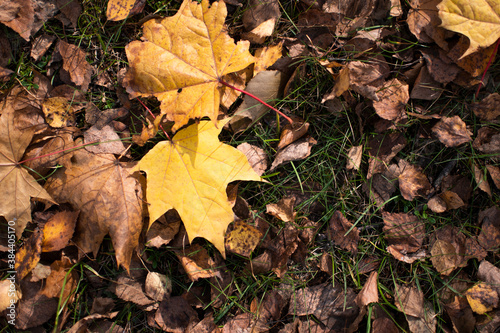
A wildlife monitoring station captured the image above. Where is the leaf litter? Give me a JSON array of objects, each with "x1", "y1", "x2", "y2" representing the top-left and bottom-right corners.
[{"x1": 1, "y1": 0, "x2": 500, "y2": 331}]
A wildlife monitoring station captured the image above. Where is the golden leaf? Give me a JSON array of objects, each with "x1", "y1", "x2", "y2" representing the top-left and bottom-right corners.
[
  {"x1": 136, "y1": 119, "x2": 263, "y2": 257},
  {"x1": 124, "y1": 0, "x2": 255, "y2": 132}
]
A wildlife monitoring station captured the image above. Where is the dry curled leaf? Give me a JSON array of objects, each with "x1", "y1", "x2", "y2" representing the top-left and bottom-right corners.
[
  {"x1": 432, "y1": 116, "x2": 472, "y2": 147},
  {"x1": 124, "y1": 0, "x2": 255, "y2": 132}
]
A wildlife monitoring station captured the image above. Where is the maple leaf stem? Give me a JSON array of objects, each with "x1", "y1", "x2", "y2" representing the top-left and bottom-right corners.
[
  {"x1": 475, "y1": 38, "x2": 500, "y2": 98},
  {"x1": 137, "y1": 98, "x2": 171, "y2": 140},
  {"x1": 17, "y1": 141, "x2": 99, "y2": 165},
  {"x1": 219, "y1": 79, "x2": 294, "y2": 125}
]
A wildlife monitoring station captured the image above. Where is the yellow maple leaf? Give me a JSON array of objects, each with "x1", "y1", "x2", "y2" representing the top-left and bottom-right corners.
[
  {"x1": 0, "y1": 88, "x2": 55, "y2": 238},
  {"x1": 438, "y1": 0, "x2": 500, "y2": 58},
  {"x1": 124, "y1": 0, "x2": 255, "y2": 132},
  {"x1": 136, "y1": 119, "x2": 264, "y2": 257}
]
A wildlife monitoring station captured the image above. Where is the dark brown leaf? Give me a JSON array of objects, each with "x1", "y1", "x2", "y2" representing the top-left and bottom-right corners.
[
  {"x1": 155, "y1": 296, "x2": 198, "y2": 333},
  {"x1": 432, "y1": 116, "x2": 472, "y2": 147},
  {"x1": 327, "y1": 210, "x2": 360, "y2": 254},
  {"x1": 398, "y1": 160, "x2": 432, "y2": 201},
  {"x1": 383, "y1": 212, "x2": 425, "y2": 254}
]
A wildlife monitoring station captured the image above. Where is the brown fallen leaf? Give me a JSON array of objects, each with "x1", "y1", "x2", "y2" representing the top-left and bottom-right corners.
[
  {"x1": 465, "y1": 283, "x2": 499, "y2": 315},
  {"x1": 42, "y1": 96, "x2": 76, "y2": 128},
  {"x1": 407, "y1": 0, "x2": 448, "y2": 50},
  {"x1": 327, "y1": 210, "x2": 360, "y2": 254},
  {"x1": 15, "y1": 229, "x2": 43, "y2": 280},
  {"x1": 145, "y1": 211, "x2": 181, "y2": 248},
  {"x1": 473, "y1": 127, "x2": 500, "y2": 155},
  {"x1": 155, "y1": 296, "x2": 198, "y2": 332},
  {"x1": 84, "y1": 125, "x2": 127, "y2": 155},
  {"x1": 110, "y1": 275, "x2": 157, "y2": 311},
  {"x1": 145, "y1": 272, "x2": 172, "y2": 302},
  {"x1": 356, "y1": 271, "x2": 379, "y2": 306},
  {"x1": 225, "y1": 220, "x2": 262, "y2": 257},
  {"x1": 0, "y1": 0, "x2": 34, "y2": 41},
  {"x1": 373, "y1": 78, "x2": 409, "y2": 121},
  {"x1": 44, "y1": 143, "x2": 144, "y2": 271},
  {"x1": 383, "y1": 211, "x2": 425, "y2": 254},
  {"x1": 277, "y1": 118, "x2": 309, "y2": 150},
  {"x1": 471, "y1": 93, "x2": 500, "y2": 121},
  {"x1": 41, "y1": 210, "x2": 78, "y2": 252},
  {"x1": 237, "y1": 143, "x2": 268, "y2": 176},
  {"x1": 266, "y1": 196, "x2": 296, "y2": 222},
  {"x1": 420, "y1": 48, "x2": 461, "y2": 84},
  {"x1": 394, "y1": 284, "x2": 437, "y2": 332},
  {"x1": 176, "y1": 244, "x2": 220, "y2": 281},
  {"x1": 0, "y1": 88, "x2": 55, "y2": 237},
  {"x1": 345, "y1": 60, "x2": 390, "y2": 101},
  {"x1": 477, "y1": 206, "x2": 500, "y2": 251},
  {"x1": 444, "y1": 296, "x2": 475, "y2": 333},
  {"x1": 270, "y1": 136, "x2": 317, "y2": 170},
  {"x1": 486, "y1": 165, "x2": 500, "y2": 189},
  {"x1": 222, "y1": 313, "x2": 253, "y2": 333},
  {"x1": 31, "y1": 34, "x2": 56, "y2": 61},
  {"x1": 398, "y1": 160, "x2": 432, "y2": 201},
  {"x1": 229, "y1": 70, "x2": 283, "y2": 133},
  {"x1": 0, "y1": 279, "x2": 21, "y2": 312},
  {"x1": 432, "y1": 116, "x2": 472, "y2": 147},
  {"x1": 56, "y1": 40, "x2": 94, "y2": 92},
  {"x1": 124, "y1": 0, "x2": 255, "y2": 132},
  {"x1": 289, "y1": 283, "x2": 359, "y2": 330},
  {"x1": 40, "y1": 257, "x2": 78, "y2": 304},
  {"x1": 367, "y1": 132, "x2": 407, "y2": 179},
  {"x1": 242, "y1": 0, "x2": 280, "y2": 43},
  {"x1": 473, "y1": 163, "x2": 492, "y2": 197},
  {"x1": 346, "y1": 145, "x2": 363, "y2": 171},
  {"x1": 447, "y1": 36, "x2": 498, "y2": 77},
  {"x1": 410, "y1": 65, "x2": 442, "y2": 100},
  {"x1": 430, "y1": 239, "x2": 459, "y2": 275},
  {"x1": 478, "y1": 260, "x2": 500, "y2": 296},
  {"x1": 251, "y1": 290, "x2": 285, "y2": 332},
  {"x1": 363, "y1": 164, "x2": 401, "y2": 208},
  {"x1": 15, "y1": 281, "x2": 58, "y2": 330}
]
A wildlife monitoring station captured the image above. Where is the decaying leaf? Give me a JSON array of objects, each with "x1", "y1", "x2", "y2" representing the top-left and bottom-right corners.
[
  {"x1": 44, "y1": 143, "x2": 144, "y2": 271},
  {"x1": 398, "y1": 160, "x2": 432, "y2": 201},
  {"x1": 107, "y1": 0, "x2": 138, "y2": 21},
  {"x1": 0, "y1": 279, "x2": 21, "y2": 312},
  {"x1": 486, "y1": 165, "x2": 500, "y2": 189},
  {"x1": 473, "y1": 127, "x2": 500, "y2": 155},
  {"x1": 367, "y1": 132, "x2": 407, "y2": 179},
  {"x1": 289, "y1": 283, "x2": 359, "y2": 330},
  {"x1": 277, "y1": 118, "x2": 309, "y2": 150},
  {"x1": 270, "y1": 136, "x2": 317, "y2": 170},
  {"x1": 444, "y1": 296, "x2": 475, "y2": 333},
  {"x1": 0, "y1": 88, "x2": 55, "y2": 238},
  {"x1": 430, "y1": 239, "x2": 459, "y2": 275},
  {"x1": 356, "y1": 271, "x2": 379, "y2": 306},
  {"x1": 254, "y1": 42, "x2": 283, "y2": 74},
  {"x1": 0, "y1": 0, "x2": 35, "y2": 41},
  {"x1": 228, "y1": 70, "x2": 283, "y2": 133},
  {"x1": 242, "y1": 0, "x2": 280, "y2": 43},
  {"x1": 266, "y1": 196, "x2": 296, "y2": 222},
  {"x1": 372, "y1": 78, "x2": 409, "y2": 121},
  {"x1": 432, "y1": 116, "x2": 472, "y2": 147},
  {"x1": 136, "y1": 119, "x2": 263, "y2": 257},
  {"x1": 407, "y1": 0, "x2": 448, "y2": 49},
  {"x1": 465, "y1": 283, "x2": 499, "y2": 315},
  {"x1": 471, "y1": 93, "x2": 500, "y2": 121},
  {"x1": 327, "y1": 210, "x2": 360, "y2": 254},
  {"x1": 225, "y1": 220, "x2": 262, "y2": 257},
  {"x1": 346, "y1": 145, "x2": 363, "y2": 171},
  {"x1": 155, "y1": 297, "x2": 198, "y2": 331},
  {"x1": 383, "y1": 212, "x2": 425, "y2": 257},
  {"x1": 124, "y1": 0, "x2": 255, "y2": 132},
  {"x1": 41, "y1": 210, "x2": 79, "y2": 252},
  {"x1": 15, "y1": 229, "x2": 43, "y2": 280},
  {"x1": 56, "y1": 40, "x2": 94, "y2": 92},
  {"x1": 394, "y1": 284, "x2": 437, "y2": 332},
  {"x1": 473, "y1": 163, "x2": 492, "y2": 197},
  {"x1": 438, "y1": 0, "x2": 500, "y2": 58},
  {"x1": 110, "y1": 275, "x2": 157, "y2": 311},
  {"x1": 145, "y1": 211, "x2": 181, "y2": 248},
  {"x1": 237, "y1": 143, "x2": 268, "y2": 176},
  {"x1": 177, "y1": 244, "x2": 220, "y2": 282},
  {"x1": 40, "y1": 257, "x2": 78, "y2": 303},
  {"x1": 477, "y1": 206, "x2": 500, "y2": 251},
  {"x1": 145, "y1": 272, "x2": 172, "y2": 302}
]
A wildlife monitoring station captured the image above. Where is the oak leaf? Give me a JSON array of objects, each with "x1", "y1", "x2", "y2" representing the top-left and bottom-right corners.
[
  {"x1": 0, "y1": 89, "x2": 55, "y2": 237},
  {"x1": 136, "y1": 119, "x2": 263, "y2": 257},
  {"x1": 44, "y1": 144, "x2": 144, "y2": 271},
  {"x1": 438, "y1": 0, "x2": 500, "y2": 58},
  {"x1": 124, "y1": 0, "x2": 255, "y2": 132}
]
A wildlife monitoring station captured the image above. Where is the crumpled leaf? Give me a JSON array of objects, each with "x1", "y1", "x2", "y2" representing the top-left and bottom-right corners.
[
  {"x1": 438, "y1": 0, "x2": 500, "y2": 58},
  {"x1": 124, "y1": 0, "x2": 255, "y2": 132},
  {"x1": 225, "y1": 220, "x2": 262, "y2": 257},
  {"x1": 136, "y1": 119, "x2": 263, "y2": 257},
  {"x1": 0, "y1": 88, "x2": 55, "y2": 238},
  {"x1": 465, "y1": 283, "x2": 499, "y2": 314},
  {"x1": 44, "y1": 144, "x2": 144, "y2": 271}
]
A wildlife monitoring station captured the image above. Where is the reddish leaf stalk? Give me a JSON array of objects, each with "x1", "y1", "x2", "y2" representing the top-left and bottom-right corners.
[
  {"x1": 17, "y1": 140, "x2": 99, "y2": 165},
  {"x1": 137, "y1": 98, "x2": 171, "y2": 140},
  {"x1": 219, "y1": 79, "x2": 294, "y2": 125},
  {"x1": 475, "y1": 38, "x2": 500, "y2": 98}
]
